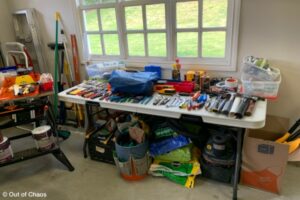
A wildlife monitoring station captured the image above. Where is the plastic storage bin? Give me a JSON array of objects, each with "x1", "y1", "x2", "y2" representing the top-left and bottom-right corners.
[
  {"x1": 85, "y1": 61, "x2": 125, "y2": 79},
  {"x1": 144, "y1": 65, "x2": 162, "y2": 79},
  {"x1": 241, "y1": 74, "x2": 281, "y2": 99},
  {"x1": 242, "y1": 60, "x2": 280, "y2": 81}
]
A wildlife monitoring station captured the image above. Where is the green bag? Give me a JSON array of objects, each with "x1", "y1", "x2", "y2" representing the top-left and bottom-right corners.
[{"x1": 155, "y1": 145, "x2": 192, "y2": 162}]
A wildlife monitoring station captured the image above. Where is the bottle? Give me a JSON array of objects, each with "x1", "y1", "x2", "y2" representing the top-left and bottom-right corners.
[{"x1": 172, "y1": 58, "x2": 181, "y2": 81}]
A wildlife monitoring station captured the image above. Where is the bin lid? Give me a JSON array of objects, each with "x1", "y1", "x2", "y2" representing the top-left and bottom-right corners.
[{"x1": 32, "y1": 125, "x2": 51, "y2": 135}]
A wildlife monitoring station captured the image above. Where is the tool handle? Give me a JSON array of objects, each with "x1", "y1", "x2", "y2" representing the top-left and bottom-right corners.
[
  {"x1": 286, "y1": 138, "x2": 300, "y2": 154},
  {"x1": 276, "y1": 132, "x2": 290, "y2": 143},
  {"x1": 288, "y1": 118, "x2": 300, "y2": 134},
  {"x1": 229, "y1": 96, "x2": 241, "y2": 117},
  {"x1": 235, "y1": 97, "x2": 250, "y2": 119},
  {"x1": 221, "y1": 94, "x2": 235, "y2": 115},
  {"x1": 245, "y1": 99, "x2": 256, "y2": 116},
  {"x1": 287, "y1": 129, "x2": 300, "y2": 142},
  {"x1": 55, "y1": 12, "x2": 61, "y2": 21}
]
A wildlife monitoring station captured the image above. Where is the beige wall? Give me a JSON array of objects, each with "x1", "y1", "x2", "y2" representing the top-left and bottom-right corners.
[
  {"x1": 238, "y1": 0, "x2": 300, "y2": 123},
  {"x1": 6, "y1": 0, "x2": 83, "y2": 76},
  {"x1": 3, "y1": 0, "x2": 300, "y2": 123},
  {"x1": 0, "y1": 0, "x2": 15, "y2": 50}
]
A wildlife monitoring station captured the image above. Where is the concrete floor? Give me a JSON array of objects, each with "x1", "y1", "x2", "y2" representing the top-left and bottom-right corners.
[{"x1": 1, "y1": 129, "x2": 299, "y2": 200}]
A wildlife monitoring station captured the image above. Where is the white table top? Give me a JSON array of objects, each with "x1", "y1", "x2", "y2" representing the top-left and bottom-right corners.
[{"x1": 58, "y1": 86, "x2": 267, "y2": 129}]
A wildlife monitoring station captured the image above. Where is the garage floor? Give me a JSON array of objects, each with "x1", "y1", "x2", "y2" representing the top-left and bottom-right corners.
[{"x1": 1, "y1": 129, "x2": 299, "y2": 200}]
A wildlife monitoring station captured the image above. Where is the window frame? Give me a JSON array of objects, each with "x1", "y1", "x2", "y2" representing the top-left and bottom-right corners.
[{"x1": 77, "y1": 0, "x2": 241, "y2": 71}]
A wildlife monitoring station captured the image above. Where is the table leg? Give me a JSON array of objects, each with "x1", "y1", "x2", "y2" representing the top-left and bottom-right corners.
[
  {"x1": 232, "y1": 128, "x2": 245, "y2": 200},
  {"x1": 83, "y1": 103, "x2": 90, "y2": 158},
  {"x1": 52, "y1": 148, "x2": 75, "y2": 171}
]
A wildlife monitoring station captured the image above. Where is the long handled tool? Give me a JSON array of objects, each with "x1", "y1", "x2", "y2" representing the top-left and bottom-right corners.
[
  {"x1": 276, "y1": 118, "x2": 300, "y2": 153},
  {"x1": 71, "y1": 34, "x2": 84, "y2": 127},
  {"x1": 53, "y1": 12, "x2": 60, "y2": 118},
  {"x1": 53, "y1": 12, "x2": 83, "y2": 127},
  {"x1": 276, "y1": 118, "x2": 300, "y2": 143}
]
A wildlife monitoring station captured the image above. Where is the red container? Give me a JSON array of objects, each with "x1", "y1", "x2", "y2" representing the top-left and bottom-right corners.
[
  {"x1": 40, "y1": 82, "x2": 53, "y2": 92},
  {"x1": 167, "y1": 81, "x2": 195, "y2": 93}
]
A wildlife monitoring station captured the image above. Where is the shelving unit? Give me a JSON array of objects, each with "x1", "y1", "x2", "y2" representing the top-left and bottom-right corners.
[{"x1": 0, "y1": 93, "x2": 74, "y2": 171}]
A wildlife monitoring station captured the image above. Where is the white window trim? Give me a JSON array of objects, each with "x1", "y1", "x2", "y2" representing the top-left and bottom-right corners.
[{"x1": 73, "y1": 0, "x2": 241, "y2": 72}]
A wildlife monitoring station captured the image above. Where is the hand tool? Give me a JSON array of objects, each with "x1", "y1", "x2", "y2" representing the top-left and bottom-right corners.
[
  {"x1": 276, "y1": 118, "x2": 300, "y2": 143},
  {"x1": 217, "y1": 94, "x2": 231, "y2": 113},
  {"x1": 53, "y1": 12, "x2": 60, "y2": 118},
  {"x1": 192, "y1": 91, "x2": 201, "y2": 101},
  {"x1": 245, "y1": 98, "x2": 257, "y2": 116},
  {"x1": 277, "y1": 129, "x2": 300, "y2": 154},
  {"x1": 235, "y1": 97, "x2": 251, "y2": 119},
  {"x1": 166, "y1": 96, "x2": 177, "y2": 108},
  {"x1": 154, "y1": 84, "x2": 174, "y2": 91},
  {"x1": 208, "y1": 95, "x2": 222, "y2": 112},
  {"x1": 204, "y1": 97, "x2": 212, "y2": 110},
  {"x1": 159, "y1": 97, "x2": 170, "y2": 105},
  {"x1": 158, "y1": 88, "x2": 176, "y2": 95},
  {"x1": 229, "y1": 96, "x2": 241, "y2": 117},
  {"x1": 153, "y1": 95, "x2": 163, "y2": 105},
  {"x1": 197, "y1": 93, "x2": 208, "y2": 104},
  {"x1": 221, "y1": 93, "x2": 236, "y2": 115}
]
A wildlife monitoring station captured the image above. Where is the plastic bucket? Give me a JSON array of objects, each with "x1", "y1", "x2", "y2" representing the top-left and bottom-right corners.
[
  {"x1": 115, "y1": 133, "x2": 148, "y2": 161},
  {"x1": 32, "y1": 125, "x2": 54, "y2": 151},
  {"x1": 0, "y1": 137, "x2": 14, "y2": 163},
  {"x1": 114, "y1": 153, "x2": 149, "y2": 181}
]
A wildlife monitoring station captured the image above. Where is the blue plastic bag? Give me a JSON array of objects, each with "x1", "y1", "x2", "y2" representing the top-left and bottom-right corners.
[
  {"x1": 149, "y1": 135, "x2": 191, "y2": 157},
  {"x1": 109, "y1": 70, "x2": 159, "y2": 95}
]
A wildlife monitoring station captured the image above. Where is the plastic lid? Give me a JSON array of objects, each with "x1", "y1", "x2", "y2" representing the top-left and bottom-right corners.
[{"x1": 32, "y1": 125, "x2": 51, "y2": 135}]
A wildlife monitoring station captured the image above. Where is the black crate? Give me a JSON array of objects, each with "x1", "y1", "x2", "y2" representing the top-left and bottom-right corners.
[{"x1": 88, "y1": 133, "x2": 115, "y2": 165}]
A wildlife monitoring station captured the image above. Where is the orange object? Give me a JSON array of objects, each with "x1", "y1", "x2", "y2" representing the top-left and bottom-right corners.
[
  {"x1": 120, "y1": 159, "x2": 147, "y2": 181},
  {"x1": 71, "y1": 34, "x2": 80, "y2": 83},
  {"x1": 241, "y1": 169, "x2": 282, "y2": 193},
  {"x1": 154, "y1": 84, "x2": 174, "y2": 91},
  {"x1": 0, "y1": 73, "x2": 40, "y2": 101}
]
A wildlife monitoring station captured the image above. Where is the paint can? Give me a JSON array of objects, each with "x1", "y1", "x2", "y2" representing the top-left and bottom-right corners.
[
  {"x1": 31, "y1": 125, "x2": 54, "y2": 151},
  {"x1": 0, "y1": 137, "x2": 14, "y2": 163}
]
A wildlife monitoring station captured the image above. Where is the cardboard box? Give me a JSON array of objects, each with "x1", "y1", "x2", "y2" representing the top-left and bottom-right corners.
[{"x1": 241, "y1": 129, "x2": 289, "y2": 193}]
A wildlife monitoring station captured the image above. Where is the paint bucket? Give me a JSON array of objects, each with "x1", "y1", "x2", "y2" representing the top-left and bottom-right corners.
[
  {"x1": 31, "y1": 125, "x2": 54, "y2": 151},
  {"x1": 0, "y1": 137, "x2": 14, "y2": 163}
]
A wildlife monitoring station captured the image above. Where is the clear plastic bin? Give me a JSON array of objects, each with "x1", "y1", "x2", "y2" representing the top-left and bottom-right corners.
[
  {"x1": 85, "y1": 61, "x2": 125, "y2": 79},
  {"x1": 241, "y1": 74, "x2": 281, "y2": 99},
  {"x1": 242, "y1": 59, "x2": 280, "y2": 81}
]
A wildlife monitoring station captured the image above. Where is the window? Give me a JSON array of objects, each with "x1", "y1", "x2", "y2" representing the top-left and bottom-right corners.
[{"x1": 78, "y1": 0, "x2": 241, "y2": 70}]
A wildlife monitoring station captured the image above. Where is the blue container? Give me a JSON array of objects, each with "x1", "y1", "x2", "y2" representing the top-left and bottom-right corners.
[{"x1": 144, "y1": 65, "x2": 162, "y2": 79}]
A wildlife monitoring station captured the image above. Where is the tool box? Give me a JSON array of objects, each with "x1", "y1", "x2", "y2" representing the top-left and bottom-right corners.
[{"x1": 88, "y1": 131, "x2": 115, "y2": 165}]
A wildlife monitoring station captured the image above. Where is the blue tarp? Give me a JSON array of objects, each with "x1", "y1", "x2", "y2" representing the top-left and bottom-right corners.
[{"x1": 109, "y1": 70, "x2": 159, "y2": 96}]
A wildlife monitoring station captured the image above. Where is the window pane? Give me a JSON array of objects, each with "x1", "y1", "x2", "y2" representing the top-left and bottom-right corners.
[
  {"x1": 82, "y1": 0, "x2": 100, "y2": 6},
  {"x1": 87, "y1": 34, "x2": 102, "y2": 55},
  {"x1": 125, "y1": 6, "x2": 143, "y2": 30},
  {"x1": 176, "y1": 1, "x2": 198, "y2": 29},
  {"x1": 100, "y1": 8, "x2": 117, "y2": 31},
  {"x1": 82, "y1": 0, "x2": 116, "y2": 5},
  {"x1": 103, "y1": 34, "x2": 120, "y2": 55},
  {"x1": 202, "y1": 32, "x2": 226, "y2": 57},
  {"x1": 203, "y1": 0, "x2": 228, "y2": 27},
  {"x1": 84, "y1": 10, "x2": 99, "y2": 31},
  {"x1": 148, "y1": 33, "x2": 166, "y2": 57},
  {"x1": 101, "y1": 0, "x2": 116, "y2": 3},
  {"x1": 177, "y1": 32, "x2": 198, "y2": 57},
  {"x1": 127, "y1": 34, "x2": 145, "y2": 56},
  {"x1": 146, "y1": 4, "x2": 165, "y2": 30}
]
